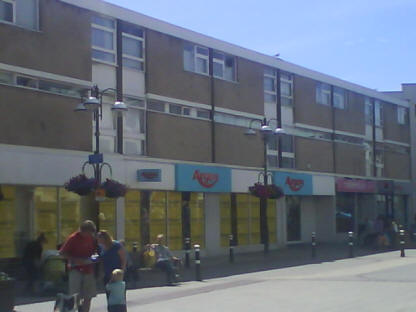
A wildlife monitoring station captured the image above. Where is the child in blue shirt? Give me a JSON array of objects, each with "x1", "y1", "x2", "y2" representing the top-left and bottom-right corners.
[{"x1": 106, "y1": 269, "x2": 127, "y2": 312}]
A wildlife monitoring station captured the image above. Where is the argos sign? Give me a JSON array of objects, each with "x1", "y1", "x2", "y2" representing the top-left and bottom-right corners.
[
  {"x1": 176, "y1": 164, "x2": 231, "y2": 193},
  {"x1": 273, "y1": 171, "x2": 313, "y2": 195}
]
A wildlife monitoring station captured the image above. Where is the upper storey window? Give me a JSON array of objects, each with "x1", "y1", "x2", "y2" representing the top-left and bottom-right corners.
[
  {"x1": 184, "y1": 42, "x2": 209, "y2": 75},
  {"x1": 213, "y1": 51, "x2": 236, "y2": 81},
  {"x1": 183, "y1": 42, "x2": 237, "y2": 82},
  {"x1": 333, "y1": 87, "x2": 346, "y2": 109},
  {"x1": 280, "y1": 71, "x2": 293, "y2": 106},
  {"x1": 397, "y1": 106, "x2": 408, "y2": 125},
  {"x1": 0, "y1": 0, "x2": 38, "y2": 30},
  {"x1": 365, "y1": 97, "x2": 373, "y2": 125},
  {"x1": 92, "y1": 15, "x2": 116, "y2": 64},
  {"x1": 316, "y1": 82, "x2": 331, "y2": 106},
  {"x1": 121, "y1": 23, "x2": 144, "y2": 71},
  {"x1": 264, "y1": 67, "x2": 277, "y2": 103},
  {"x1": 374, "y1": 100, "x2": 383, "y2": 127}
]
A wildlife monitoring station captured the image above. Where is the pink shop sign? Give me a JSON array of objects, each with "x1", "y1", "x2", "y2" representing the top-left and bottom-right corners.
[{"x1": 336, "y1": 178, "x2": 376, "y2": 193}]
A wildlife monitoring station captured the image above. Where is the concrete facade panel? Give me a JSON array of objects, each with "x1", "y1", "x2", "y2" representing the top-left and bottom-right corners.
[
  {"x1": 384, "y1": 151, "x2": 411, "y2": 180},
  {"x1": 215, "y1": 124, "x2": 263, "y2": 167},
  {"x1": 334, "y1": 142, "x2": 366, "y2": 176},
  {"x1": 293, "y1": 75, "x2": 332, "y2": 129},
  {"x1": 0, "y1": 86, "x2": 92, "y2": 151},
  {"x1": 383, "y1": 102, "x2": 410, "y2": 143},
  {"x1": 213, "y1": 59, "x2": 264, "y2": 115},
  {"x1": 295, "y1": 137, "x2": 333, "y2": 173},
  {"x1": 0, "y1": 0, "x2": 91, "y2": 80},
  {"x1": 146, "y1": 30, "x2": 211, "y2": 105},
  {"x1": 334, "y1": 92, "x2": 365, "y2": 135},
  {"x1": 147, "y1": 113, "x2": 211, "y2": 163}
]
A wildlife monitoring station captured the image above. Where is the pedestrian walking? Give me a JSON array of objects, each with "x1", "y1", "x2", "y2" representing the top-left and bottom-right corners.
[
  {"x1": 106, "y1": 269, "x2": 127, "y2": 312},
  {"x1": 59, "y1": 220, "x2": 98, "y2": 312}
]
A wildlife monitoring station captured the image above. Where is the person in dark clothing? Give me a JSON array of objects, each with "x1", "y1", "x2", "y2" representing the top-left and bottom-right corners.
[{"x1": 22, "y1": 233, "x2": 47, "y2": 292}]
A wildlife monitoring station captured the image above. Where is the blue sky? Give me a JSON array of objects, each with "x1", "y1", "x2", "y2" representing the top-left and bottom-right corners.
[{"x1": 106, "y1": 0, "x2": 415, "y2": 91}]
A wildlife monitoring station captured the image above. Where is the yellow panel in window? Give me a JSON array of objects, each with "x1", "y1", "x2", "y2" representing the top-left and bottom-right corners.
[
  {"x1": 190, "y1": 193, "x2": 204, "y2": 248},
  {"x1": 167, "y1": 192, "x2": 182, "y2": 250},
  {"x1": 150, "y1": 191, "x2": 167, "y2": 242},
  {"x1": 34, "y1": 187, "x2": 58, "y2": 250},
  {"x1": 125, "y1": 190, "x2": 141, "y2": 250},
  {"x1": 236, "y1": 194, "x2": 250, "y2": 245},
  {"x1": 267, "y1": 199, "x2": 277, "y2": 243},
  {"x1": 0, "y1": 186, "x2": 16, "y2": 258},
  {"x1": 99, "y1": 199, "x2": 116, "y2": 238},
  {"x1": 220, "y1": 194, "x2": 231, "y2": 247}
]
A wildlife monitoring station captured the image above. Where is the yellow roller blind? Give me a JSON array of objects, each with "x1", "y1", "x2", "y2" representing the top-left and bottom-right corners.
[
  {"x1": 99, "y1": 199, "x2": 116, "y2": 238},
  {"x1": 34, "y1": 187, "x2": 58, "y2": 250},
  {"x1": 0, "y1": 186, "x2": 16, "y2": 258},
  {"x1": 167, "y1": 192, "x2": 182, "y2": 250},
  {"x1": 149, "y1": 191, "x2": 167, "y2": 242},
  {"x1": 59, "y1": 188, "x2": 81, "y2": 244},
  {"x1": 236, "y1": 194, "x2": 250, "y2": 245},
  {"x1": 125, "y1": 190, "x2": 141, "y2": 250},
  {"x1": 249, "y1": 195, "x2": 261, "y2": 244},
  {"x1": 267, "y1": 199, "x2": 277, "y2": 243},
  {"x1": 220, "y1": 194, "x2": 231, "y2": 247},
  {"x1": 190, "y1": 193, "x2": 204, "y2": 248}
]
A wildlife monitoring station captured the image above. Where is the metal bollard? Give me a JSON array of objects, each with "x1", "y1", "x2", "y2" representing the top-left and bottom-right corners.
[
  {"x1": 348, "y1": 231, "x2": 354, "y2": 258},
  {"x1": 400, "y1": 229, "x2": 405, "y2": 257},
  {"x1": 185, "y1": 237, "x2": 191, "y2": 268},
  {"x1": 311, "y1": 232, "x2": 316, "y2": 259},
  {"x1": 229, "y1": 234, "x2": 234, "y2": 263},
  {"x1": 194, "y1": 244, "x2": 202, "y2": 281}
]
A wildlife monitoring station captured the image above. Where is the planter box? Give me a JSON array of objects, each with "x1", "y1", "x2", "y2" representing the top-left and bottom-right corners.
[{"x1": 0, "y1": 279, "x2": 15, "y2": 312}]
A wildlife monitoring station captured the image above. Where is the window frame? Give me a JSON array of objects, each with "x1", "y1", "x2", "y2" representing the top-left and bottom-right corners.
[
  {"x1": 0, "y1": 0, "x2": 15, "y2": 24},
  {"x1": 122, "y1": 31, "x2": 145, "y2": 71},
  {"x1": 264, "y1": 68, "x2": 277, "y2": 104},
  {"x1": 374, "y1": 100, "x2": 383, "y2": 127},
  {"x1": 183, "y1": 42, "x2": 209, "y2": 76},
  {"x1": 91, "y1": 15, "x2": 117, "y2": 65},
  {"x1": 280, "y1": 71, "x2": 293, "y2": 106},
  {"x1": 213, "y1": 50, "x2": 236, "y2": 82},
  {"x1": 333, "y1": 87, "x2": 346, "y2": 109},
  {"x1": 397, "y1": 106, "x2": 407, "y2": 125},
  {"x1": 365, "y1": 97, "x2": 373, "y2": 125},
  {"x1": 316, "y1": 82, "x2": 331, "y2": 106}
]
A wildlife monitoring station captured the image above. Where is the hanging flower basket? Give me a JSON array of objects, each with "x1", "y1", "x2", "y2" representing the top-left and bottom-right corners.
[
  {"x1": 101, "y1": 178, "x2": 127, "y2": 198},
  {"x1": 64, "y1": 174, "x2": 97, "y2": 196},
  {"x1": 249, "y1": 183, "x2": 284, "y2": 199}
]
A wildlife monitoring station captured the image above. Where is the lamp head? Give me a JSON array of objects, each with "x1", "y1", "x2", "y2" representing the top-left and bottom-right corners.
[
  {"x1": 83, "y1": 96, "x2": 100, "y2": 111},
  {"x1": 274, "y1": 128, "x2": 286, "y2": 135},
  {"x1": 74, "y1": 102, "x2": 88, "y2": 112},
  {"x1": 111, "y1": 101, "x2": 128, "y2": 117},
  {"x1": 260, "y1": 125, "x2": 273, "y2": 133},
  {"x1": 244, "y1": 128, "x2": 256, "y2": 136}
]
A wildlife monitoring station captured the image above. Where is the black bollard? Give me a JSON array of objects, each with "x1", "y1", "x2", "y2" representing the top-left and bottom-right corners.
[
  {"x1": 348, "y1": 231, "x2": 354, "y2": 258},
  {"x1": 194, "y1": 244, "x2": 202, "y2": 281},
  {"x1": 185, "y1": 237, "x2": 191, "y2": 268},
  {"x1": 311, "y1": 232, "x2": 316, "y2": 259},
  {"x1": 400, "y1": 229, "x2": 405, "y2": 257},
  {"x1": 229, "y1": 234, "x2": 234, "y2": 263}
]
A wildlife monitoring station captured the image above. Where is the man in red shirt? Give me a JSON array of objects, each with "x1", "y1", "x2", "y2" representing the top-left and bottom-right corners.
[{"x1": 60, "y1": 220, "x2": 97, "y2": 312}]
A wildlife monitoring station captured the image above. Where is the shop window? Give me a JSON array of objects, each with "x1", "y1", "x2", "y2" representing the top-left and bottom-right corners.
[
  {"x1": 267, "y1": 199, "x2": 277, "y2": 244},
  {"x1": 149, "y1": 191, "x2": 167, "y2": 242},
  {"x1": 59, "y1": 188, "x2": 81, "y2": 244},
  {"x1": 236, "y1": 194, "x2": 260, "y2": 245},
  {"x1": 0, "y1": 186, "x2": 16, "y2": 258},
  {"x1": 34, "y1": 187, "x2": 58, "y2": 250},
  {"x1": 220, "y1": 194, "x2": 232, "y2": 247},
  {"x1": 189, "y1": 193, "x2": 205, "y2": 248},
  {"x1": 286, "y1": 196, "x2": 301, "y2": 241},
  {"x1": 99, "y1": 198, "x2": 117, "y2": 238},
  {"x1": 336, "y1": 193, "x2": 355, "y2": 233},
  {"x1": 125, "y1": 190, "x2": 141, "y2": 250},
  {"x1": 167, "y1": 192, "x2": 183, "y2": 250}
]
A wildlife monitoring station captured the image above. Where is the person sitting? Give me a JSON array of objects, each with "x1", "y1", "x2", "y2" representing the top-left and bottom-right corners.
[{"x1": 152, "y1": 234, "x2": 180, "y2": 285}]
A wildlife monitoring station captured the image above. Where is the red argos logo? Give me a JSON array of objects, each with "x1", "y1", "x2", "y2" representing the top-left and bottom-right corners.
[
  {"x1": 193, "y1": 170, "x2": 219, "y2": 188},
  {"x1": 285, "y1": 176, "x2": 304, "y2": 192}
]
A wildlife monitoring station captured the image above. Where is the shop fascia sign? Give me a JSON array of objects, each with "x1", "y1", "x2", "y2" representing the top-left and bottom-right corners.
[
  {"x1": 273, "y1": 171, "x2": 313, "y2": 195},
  {"x1": 137, "y1": 169, "x2": 162, "y2": 182},
  {"x1": 175, "y1": 164, "x2": 231, "y2": 192},
  {"x1": 336, "y1": 178, "x2": 376, "y2": 193}
]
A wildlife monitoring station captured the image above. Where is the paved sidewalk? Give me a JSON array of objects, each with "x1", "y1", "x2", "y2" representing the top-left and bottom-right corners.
[{"x1": 14, "y1": 242, "x2": 401, "y2": 306}]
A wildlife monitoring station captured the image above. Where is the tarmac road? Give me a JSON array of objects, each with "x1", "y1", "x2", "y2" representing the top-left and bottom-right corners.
[{"x1": 16, "y1": 250, "x2": 416, "y2": 312}]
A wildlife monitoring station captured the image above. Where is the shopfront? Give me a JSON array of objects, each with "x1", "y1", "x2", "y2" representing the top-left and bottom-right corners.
[{"x1": 335, "y1": 178, "x2": 410, "y2": 240}]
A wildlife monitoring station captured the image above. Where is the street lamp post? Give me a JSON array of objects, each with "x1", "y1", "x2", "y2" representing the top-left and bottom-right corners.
[
  {"x1": 246, "y1": 118, "x2": 285, "y2": 254},
  {"x1": 75, "y1": 85, "x2": 128, "y2": 228}
]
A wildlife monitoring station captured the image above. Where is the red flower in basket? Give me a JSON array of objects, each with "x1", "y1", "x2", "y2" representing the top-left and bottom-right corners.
[{"x1": 249, "y1": 183, "x2": 284, "y2": 199}]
